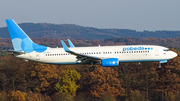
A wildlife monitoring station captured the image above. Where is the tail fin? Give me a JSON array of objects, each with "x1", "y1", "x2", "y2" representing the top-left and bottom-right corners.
[{"x1": 6, "y1": 19, "x2": 47, "y2": 53}]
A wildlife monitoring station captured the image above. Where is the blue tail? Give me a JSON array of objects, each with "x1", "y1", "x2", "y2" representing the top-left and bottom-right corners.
[{"x1": 6, "y1": 19, "x2": 47, "y2": 53}]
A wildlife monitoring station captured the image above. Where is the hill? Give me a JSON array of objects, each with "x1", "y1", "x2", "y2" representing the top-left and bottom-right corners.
[{"x1": 0, "y1": 23, "x2": 180, "y2": 39}]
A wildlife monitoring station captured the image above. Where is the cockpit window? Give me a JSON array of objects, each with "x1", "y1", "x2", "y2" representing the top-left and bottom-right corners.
[{"x1": 164, "y1": 49, "x2": 170, "y2": 51}]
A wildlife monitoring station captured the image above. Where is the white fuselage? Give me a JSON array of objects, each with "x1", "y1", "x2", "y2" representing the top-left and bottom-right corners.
[
  {"x1": 14, "y1": 45, "x2": 177, "y2": 65},
  {"x1": 6, "y1": 19, "x2": 177, "y2": 67}
]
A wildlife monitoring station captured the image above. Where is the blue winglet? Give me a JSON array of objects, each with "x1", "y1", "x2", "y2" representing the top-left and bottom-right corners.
[
  {"x1": 61, "y1": 40, "x2": 71, "y2": 52},
  {"x1": 67, "y1": 39, "x2": 75, "y2": 47}
]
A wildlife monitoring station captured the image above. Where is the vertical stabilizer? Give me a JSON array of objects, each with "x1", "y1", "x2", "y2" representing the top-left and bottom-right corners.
[{"x1": 6, "y1": 19, "x2": 47, "y2": 53}]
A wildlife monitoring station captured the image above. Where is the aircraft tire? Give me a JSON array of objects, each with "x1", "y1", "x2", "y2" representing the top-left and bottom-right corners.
[{"x1": 89, "y1": 66, "x2": 94, "y2": 72}]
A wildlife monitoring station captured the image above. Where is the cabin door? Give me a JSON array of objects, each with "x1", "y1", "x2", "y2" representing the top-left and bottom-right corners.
[
  {"x1": 155, "y1": 48, "x2": 159, "y2": 56},
  {"x1": 36, "y1": 53, "x2": 40, "y2": 60}
]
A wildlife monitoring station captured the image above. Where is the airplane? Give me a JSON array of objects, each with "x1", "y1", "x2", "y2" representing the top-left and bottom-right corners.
[{"x1": 6, "y1": 19, "x2": 177, "y2": 72}]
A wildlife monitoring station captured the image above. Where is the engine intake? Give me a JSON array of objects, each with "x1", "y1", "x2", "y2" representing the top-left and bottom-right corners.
[{"x1": 102, "y1": 58, "x2": 119, "y2": 67}]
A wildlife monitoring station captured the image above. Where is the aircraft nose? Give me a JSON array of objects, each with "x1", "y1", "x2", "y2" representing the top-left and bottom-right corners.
[{"x1": 171, "y1": 51, "x2": 178, "y2": 58}]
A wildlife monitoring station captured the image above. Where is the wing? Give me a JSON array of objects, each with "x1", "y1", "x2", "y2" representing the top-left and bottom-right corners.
[
  {"x1": 67, "y1": 39, "x2": 75, "y2": 48},
  {"x1": 61, "y1": 40, "x2": 102, "y2": 64}
]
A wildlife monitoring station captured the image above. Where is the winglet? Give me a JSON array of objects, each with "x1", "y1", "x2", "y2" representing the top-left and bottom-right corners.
[
  {"x1": 67, "y1": 39, "x2": 75, "y2": 47},
  {"x1": 61, "y1": 40, "x2": 71, "y2": 52}
]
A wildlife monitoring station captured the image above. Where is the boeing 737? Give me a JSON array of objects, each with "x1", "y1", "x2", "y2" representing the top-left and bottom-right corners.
[{"x1": 6, "y1": 19, "x2": 177, "y2": 71}]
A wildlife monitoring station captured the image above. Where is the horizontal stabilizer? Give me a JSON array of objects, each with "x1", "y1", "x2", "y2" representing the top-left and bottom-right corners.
[{"x1": 8, "y1": 49, "x2": 25, "y2": 54}]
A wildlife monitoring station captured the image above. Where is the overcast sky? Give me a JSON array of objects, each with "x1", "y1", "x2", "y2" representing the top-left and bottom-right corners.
[{"x1": 0, "y1": 0, "x2": 180, "y2": 31}]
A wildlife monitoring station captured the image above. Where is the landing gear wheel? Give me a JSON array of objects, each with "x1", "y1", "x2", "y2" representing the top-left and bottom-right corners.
[{"x1": 89, "y1": 66, "x2": 94, "y2": 72}]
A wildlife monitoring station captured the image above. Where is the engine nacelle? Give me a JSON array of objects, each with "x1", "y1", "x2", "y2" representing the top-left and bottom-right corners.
[{"x1": 101, "y1": 58, "x2": 119, "y2": 67}]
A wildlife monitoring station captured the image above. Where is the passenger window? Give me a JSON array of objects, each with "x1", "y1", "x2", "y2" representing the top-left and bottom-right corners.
[{"x1": 164, "y1": 49, "x2": 170, "y2": 51}]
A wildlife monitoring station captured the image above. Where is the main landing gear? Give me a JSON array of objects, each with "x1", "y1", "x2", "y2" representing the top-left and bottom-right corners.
[
  {"x1": 89, "y1": 63, "x2": 95, "y2": 72},
  {"x1": 89, "y1": 66, "x2": 95, "y2": 72}
]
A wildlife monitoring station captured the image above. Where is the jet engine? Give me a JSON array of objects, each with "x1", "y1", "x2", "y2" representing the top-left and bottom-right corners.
[{"x1": 101, "y1": 58, "x2": 119, "y2": 67}]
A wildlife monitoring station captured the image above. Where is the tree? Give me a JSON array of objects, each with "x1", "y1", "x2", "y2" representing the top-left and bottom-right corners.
[
  {"x1": 27, "y1": 62, "x2": 59, "y2": 95},
  {"x1": 155, "y1": 49, "x2": 180, "y2": 100},
  {"x1": 80, "y1": 66, "x2": 125, "y2": 100},
  {"x1": 135, "y1": 62, "x2": 159, "y2": 101},
  {"x1": 0, "y1": 55, "x2": 27, "y2": 92},
  {"x1": 55, "y1": 69, "x2": 81, "y2": 96},
  {"x1": 115, "y1": 63, "x2": 138, "y2": 100}
]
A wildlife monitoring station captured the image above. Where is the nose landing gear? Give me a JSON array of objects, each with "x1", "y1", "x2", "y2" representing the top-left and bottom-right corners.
[{"x1": 159, "y1": 63, "x2": 161, "y2": 68}]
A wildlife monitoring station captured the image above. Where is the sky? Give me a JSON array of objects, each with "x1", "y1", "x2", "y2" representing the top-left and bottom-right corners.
[{"x1": 0, "y1": 0, "x2": 180, "y2": 31}]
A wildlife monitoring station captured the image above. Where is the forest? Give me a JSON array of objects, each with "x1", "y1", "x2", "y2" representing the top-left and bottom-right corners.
[
  {"x1": 0, "y1": 36, "x2": 180, "y2": 101},
  {"x1": 1, "y1": 23, "x2": 180, "y2": 39}
]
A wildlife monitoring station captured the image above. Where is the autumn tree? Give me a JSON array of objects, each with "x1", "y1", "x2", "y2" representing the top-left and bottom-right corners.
[
  {"x1": 55, "y1": 68, "x2": 81, "y2": 96},
  {"x1": 114, "y1": 63, "x2": 138, "y2": 100},
  {"x1": 27, "y1": 62, "x2": 59, "y2": 95},
  {"x1": 155, "y1": 49, "x2": 180, "y2": 101},
  {"x1": 79, "y1": 66, "x2": 125, "y2": 100},
  {"x1": 0, "y1": 55, "x2": 28, "y2": 92},
  {"x1": 134, "y1": 62, "x2": 159, "y2": 101}
]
